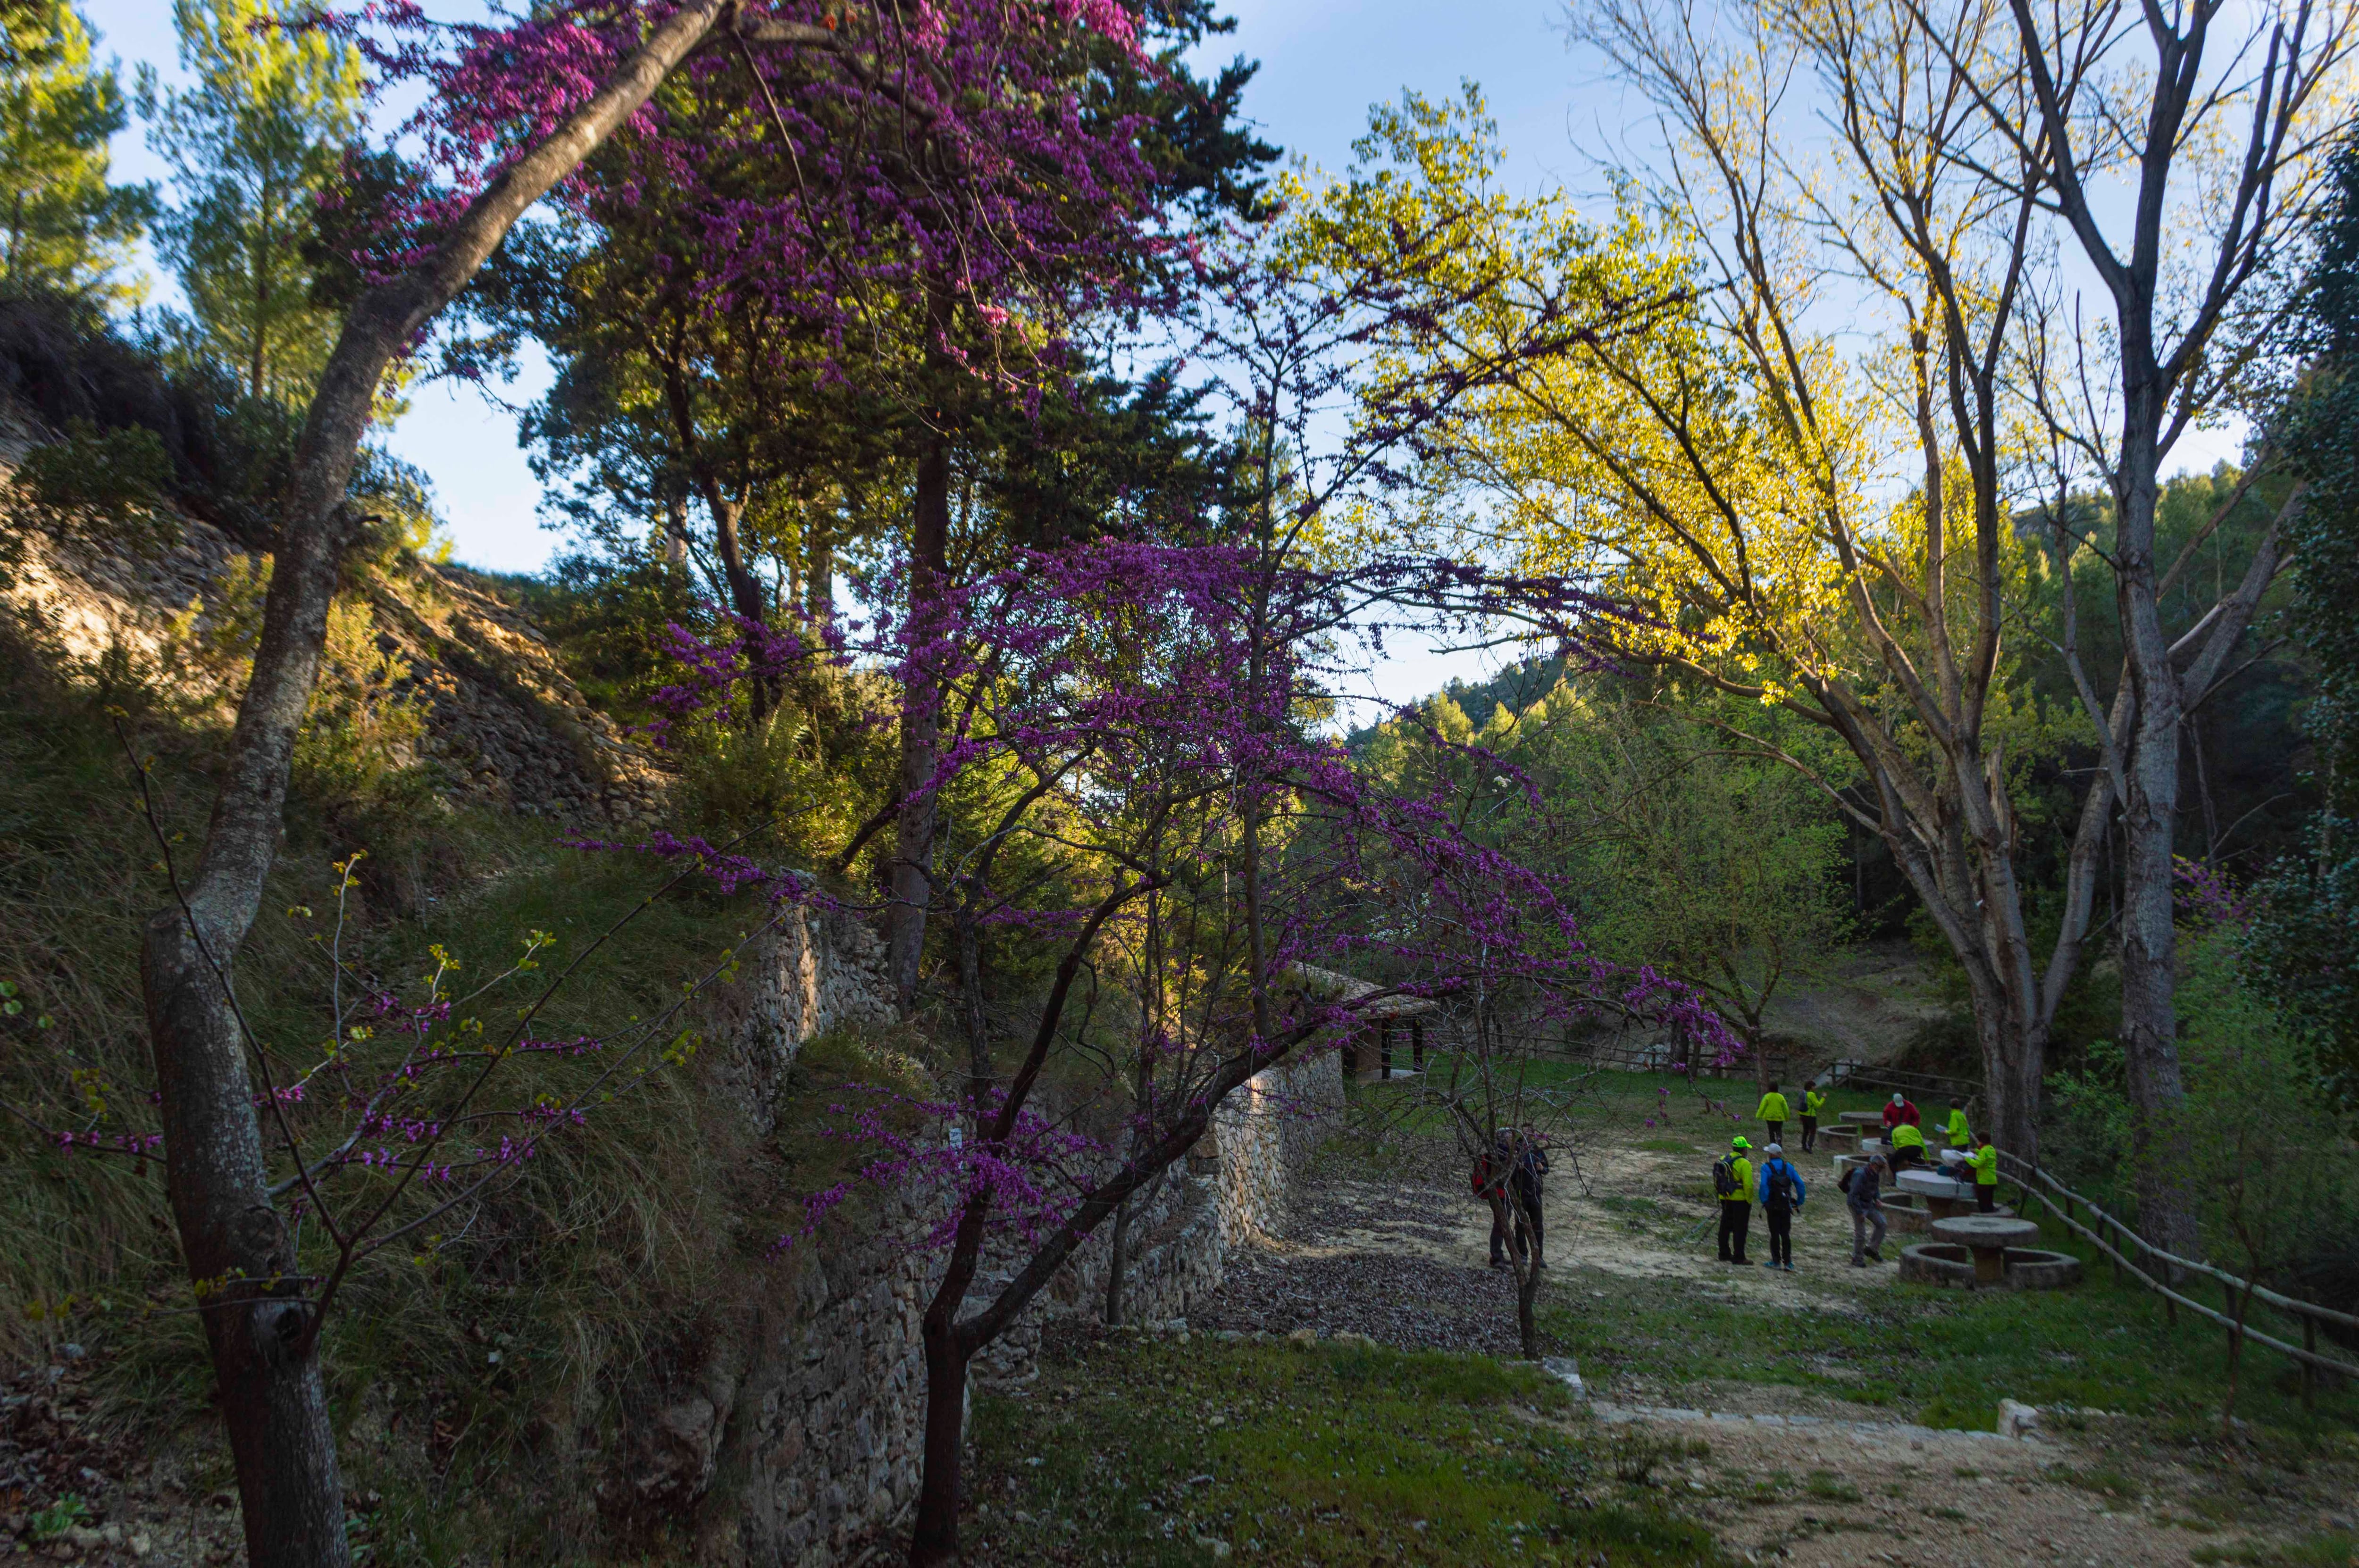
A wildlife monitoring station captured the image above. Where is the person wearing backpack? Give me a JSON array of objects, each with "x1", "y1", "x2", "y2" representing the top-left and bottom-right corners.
[
  {"x1": 1755, "y1": 1143, "x2": 1807, "y2": 1271},
  {"x1": 1754, "y1": 1083, "x2": 1790, "y2": 1148},
  {"x1": 1472, "y1": 1133, "x2": 1520, "y2": 1270},
  {"x1": 1714, "y1": 1137, "x2": 1756, "y2": 1264},
  {"x1": 1800, "y1": 1084, "x2": 1827, "y2": 1152},
  {"x1": 1511, "y1": 1125, "x2": 1551, "y2": 1267},
  {"x1": 1842, "y1": 1151, "x2": 1890, "y2": 1266}
]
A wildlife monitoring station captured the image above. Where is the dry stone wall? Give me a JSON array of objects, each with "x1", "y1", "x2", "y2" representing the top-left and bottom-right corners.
[
  {"x1": 706, "y1": 907, "x2": 898, "y2": 1138},
  {"x1": 685, "y1": 1034, "x2": 1342, "y2": 1566}
]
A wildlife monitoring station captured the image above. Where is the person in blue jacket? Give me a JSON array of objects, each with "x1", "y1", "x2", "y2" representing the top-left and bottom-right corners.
[{"x1": 1756, "y1": 1143, "x2": 1807, "y2": 1271}]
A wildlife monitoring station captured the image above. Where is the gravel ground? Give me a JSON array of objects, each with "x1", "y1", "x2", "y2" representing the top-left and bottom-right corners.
[{"x1": 1188, "y1": 1146, "x2": 1548, "y2": 1357}]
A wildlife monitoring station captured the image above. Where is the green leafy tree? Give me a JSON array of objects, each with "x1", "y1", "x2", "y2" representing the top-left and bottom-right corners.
[
  {"x1": 0, "y1": 0, "x2": 151, "y2": 298},
  {"x1": 2250, "y1": 133, "x2": 2359, "y2": 1104},
  {"x1": 139, "y1": 0, "x2": 361, "y2": 403},
  {"x1": 1357, "y1": 678, "x2": 1853, "y2": 1081}
]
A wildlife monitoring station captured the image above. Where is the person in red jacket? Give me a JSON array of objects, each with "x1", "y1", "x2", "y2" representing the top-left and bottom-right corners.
[{"x1": 1879, "y1": 1091, "x2": 1920, "y2": 1135}]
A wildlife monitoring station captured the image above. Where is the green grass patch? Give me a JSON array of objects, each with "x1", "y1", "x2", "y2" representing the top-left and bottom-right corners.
[
  {"x1": 1540, "y1": 1226, "x2": 2359, "y2": 1446},
  {"x1": 969, "y1": 1334, "x2": 1730, "y2": 1566},
  {"x1": 2047, "y1": 1463, "x2": 2144, "y2": 1501},
  {"x1": 1804, "y1": 1470, "x2": 1861, "y2": 1503}
]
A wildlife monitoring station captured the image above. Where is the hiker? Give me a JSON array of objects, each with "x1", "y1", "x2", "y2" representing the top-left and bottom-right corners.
[
  {"x1": 1754, "y1": 1082, "x2": 1789, "y2": 1148},
  {"x1": 1511, "y1": 1125, "x2": 1551, "y2": 1268},
  {"x1": 1880, "y1": 1090, "x2": 1920, "y2": 1136},
  {"x1": 1756, "y1": 1142, "x2": 1806, "y2": 1272},
  {"x1": 1887, "y1": 1117, "x2": 1927, "y2": 1173},
  {"x1": 1472, "y1": 1135, "x2": 1518, "y2": 1270},
  {"x1": 1714, "y1": 1136, "x2": 1756, "y2": 1265},
  {"x1": 1800, "y1": 1084, "x2": 1826, "y2": 1152},
  {"x1": 1942, "y1": 1097, "x2": 1971, "y2": 1152},
  {"x1": 1843, "y1": 1151, "x2": 1890, "y2": 1266},
  {"x1": 1970, "y1": 1130, "x2": 2000, "y2": 1213}
]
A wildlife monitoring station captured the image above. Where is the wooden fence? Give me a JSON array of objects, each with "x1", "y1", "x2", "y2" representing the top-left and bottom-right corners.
[{"x1": 1997, "y1": 1152, "x2": 2359, "y2": 1402}]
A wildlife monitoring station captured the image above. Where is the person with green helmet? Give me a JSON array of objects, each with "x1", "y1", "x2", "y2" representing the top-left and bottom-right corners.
[
  {"x1": 1887, "y1": 1118, "x2": 1927, "y2": 1172},
  {"x1": 1754, "y1": 1083, "x2": 1790, "y2": 1148},
  {"x1": 1942, "y1": 1098, "x2": 1971, "y2": 1153},
  {"x1": 1970, "y1": 1131, "x2": 2001, "y2": 1212},
  {"x1": 1800, "y1": 1084, "x2": 1827, "y2": 1152},
  {"x1": 1714, "y1": 1136, "x2": 1756, "y2": 1264}
]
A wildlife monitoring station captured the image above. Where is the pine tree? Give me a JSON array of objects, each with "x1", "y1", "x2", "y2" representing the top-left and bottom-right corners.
[
  {"x1": 140, "y1": 0, "x2": 360, "y2": 403},
  {"x1": 0, "y1": 0, "x2": 153, "y2": 299}
]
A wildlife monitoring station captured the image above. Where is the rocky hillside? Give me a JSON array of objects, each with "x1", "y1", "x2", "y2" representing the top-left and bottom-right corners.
[{"x1": 0, "y1": 420, "x2": 668, "y2": 827}]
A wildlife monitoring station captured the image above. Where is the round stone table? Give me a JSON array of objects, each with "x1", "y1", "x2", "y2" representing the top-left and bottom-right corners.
[
  {"x1": 1930, "y1": 1214, "x2": 2041, "y2": 1285},
  {"x1": 1896, "y1": 1167, "x2": 1978, "y2": 1218},
  {"x1": 1836, "y1": 1110, "x2": 1883, "y2": 1138}
]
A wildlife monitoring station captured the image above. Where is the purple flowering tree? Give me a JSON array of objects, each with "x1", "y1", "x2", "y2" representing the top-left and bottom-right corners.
[
  {"x1": 127, "y1": 1, "x2": 1177, "y2": 1562},
  {"x1": 641, "y1": 516, "x2": 1738, "y2": 1564}
]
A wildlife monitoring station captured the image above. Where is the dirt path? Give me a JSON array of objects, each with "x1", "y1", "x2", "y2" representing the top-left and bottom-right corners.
[{"x1": 1589, "y1": 1406, "x2": 2217, "y2": 1567}]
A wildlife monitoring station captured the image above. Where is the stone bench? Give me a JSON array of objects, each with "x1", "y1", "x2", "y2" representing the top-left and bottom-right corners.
[{"x1": 1898, "y1": 1215, "x2": 2082, "y2": 1291}]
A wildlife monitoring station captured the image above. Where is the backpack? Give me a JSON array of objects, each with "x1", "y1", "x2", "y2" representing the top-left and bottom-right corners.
[
  {"x1": 1765, "y1": 1162, "x2": 1796, "y2": 1208},
  {"x1": 1712, "y1": 1156, "x2": 1741, "y2": 1199},
  {"x1": 1837, "y1": 1166, "x2": 1856, "y2": 1194}
]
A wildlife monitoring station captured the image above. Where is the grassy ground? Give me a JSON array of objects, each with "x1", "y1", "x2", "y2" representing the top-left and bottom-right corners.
[
  {"x1": 1546, "y1": 1238, "x2": 2359, "y2": 1436},
  {"x1": 967, "y1": 1330, "x2": 1728, "y2": 1567}
]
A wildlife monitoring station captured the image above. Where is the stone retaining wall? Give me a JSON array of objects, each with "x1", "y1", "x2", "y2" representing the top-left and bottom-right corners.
[{"x1": 689, "y1": 1024, "x2": 1340, "y2": 1565}]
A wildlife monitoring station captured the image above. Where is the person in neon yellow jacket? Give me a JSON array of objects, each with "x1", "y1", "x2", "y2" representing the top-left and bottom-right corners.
[
  {"x1": 1800, "y1": 1085, "x2": 1827, "y2": 1152},
  {"x1": 1755, "y1": 1083, "x2": 1790, "y2": 1147},
  {"x1": 1887, "y1": 1119, "x2": 1927, "y2": 1172},
  {"x1": 1715, "y1": 1137, "x2": 1757, "y2": 1264},
  {"x1": 1942, "y1": 1098, "x2": 1970, "y2": 1151},
  {"x1": 1970, "y1": 1133, "x2": 2000, "y2": 1212}
]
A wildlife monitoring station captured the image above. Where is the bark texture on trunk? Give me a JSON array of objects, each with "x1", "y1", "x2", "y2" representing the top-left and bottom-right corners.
[
  {"x1": 2115, "y1": 452, "x2": 2200, "y2": 1255},
  {"x1": 908, "y1": 1323, "x2": 972, "y2": 1568}
]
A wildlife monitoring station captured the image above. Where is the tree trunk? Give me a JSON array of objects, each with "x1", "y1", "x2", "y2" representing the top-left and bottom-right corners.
[
  {"x1": 1103, "y1": 1194, "x2": 1133, "y2": 1327},
  {"x1": 909, "y1": 1318, "x2": 972, "y2": 1568},
  {"x1": 888, "y1": 426, "x2": 951, "y2": 1010},
  {"x1": 805, "y1": 517, "x2": 834, "y2": 621},
  {"x1": 143, "y1": 568, "x2": 354, "y2": 1568},
  {"x1": 133, "y1": 4, "x2": 763, "y2": 1558},
  {"x1": 2115, "y1": 454, "x2": 2199, "y2": 1256},
  {"x1": 1511, "y1": 1184, "x2": 1542, "y2": 1357},
  {"x1": 1964, "y1": 966, "x2": 2046, "y2": 1163}
]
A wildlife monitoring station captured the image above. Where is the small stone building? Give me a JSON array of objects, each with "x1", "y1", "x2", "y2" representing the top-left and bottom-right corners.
[{"x1": 1289, "y1": 963, "x2": 1439, "y2": 1083}]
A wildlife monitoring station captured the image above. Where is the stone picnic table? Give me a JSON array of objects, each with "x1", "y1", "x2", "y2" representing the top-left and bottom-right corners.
[
  {"x1": 1895, "y1": 1166, "x2": 1983, "y2": 1218},
  {"x1": 1930, "y1": 1214, "x2": 2041, "y2": 1285}
]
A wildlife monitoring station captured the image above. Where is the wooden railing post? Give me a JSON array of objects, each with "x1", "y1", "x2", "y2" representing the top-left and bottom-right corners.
[{"x1": 2304, "y1": 1318, "x2": 2318, "y2": 1410}]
